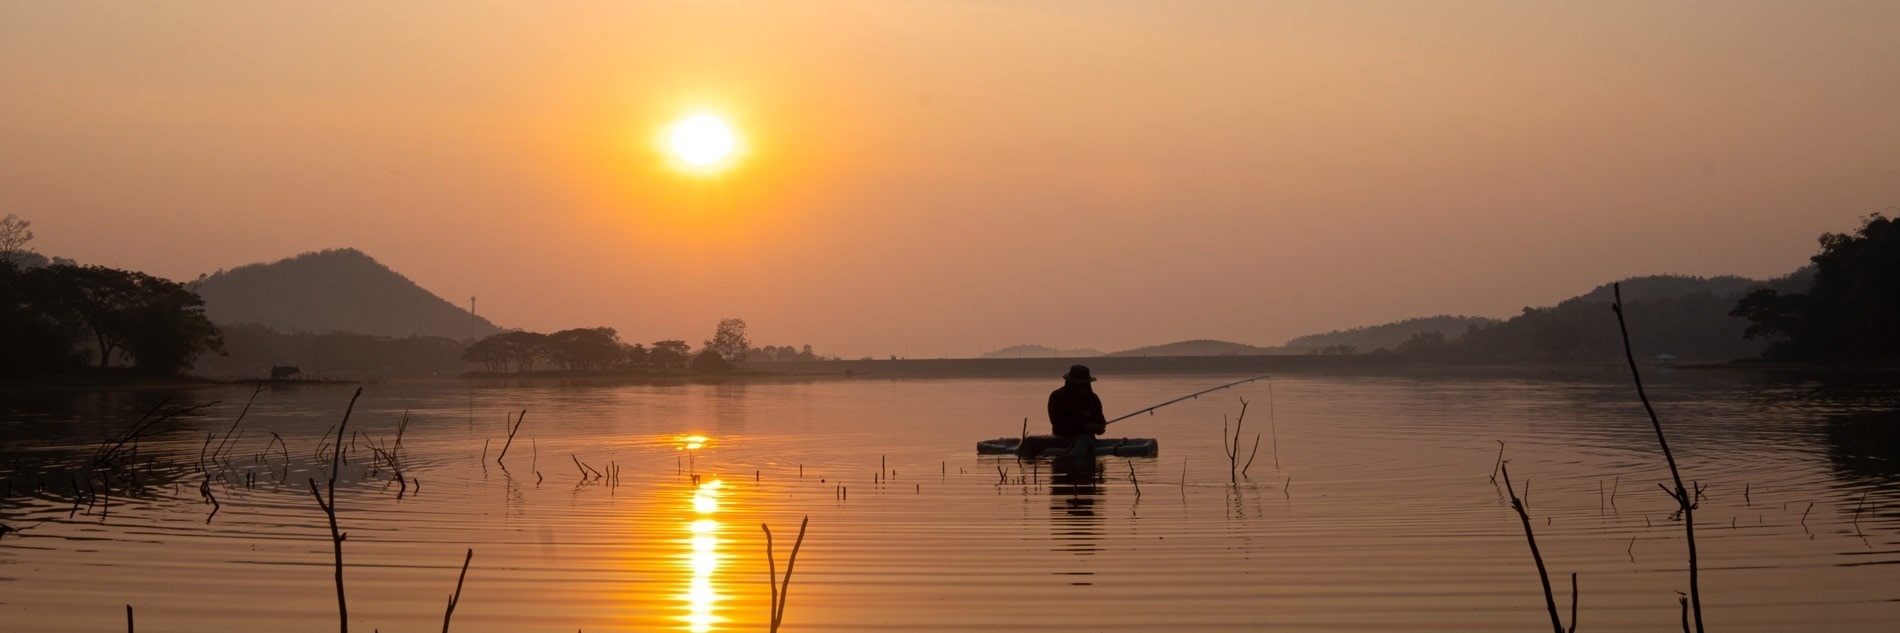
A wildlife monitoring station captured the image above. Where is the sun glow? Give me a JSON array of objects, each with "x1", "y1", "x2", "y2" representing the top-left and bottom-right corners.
[{"x1": 668, "y1": 114, "x2": 738, "y2": 169}]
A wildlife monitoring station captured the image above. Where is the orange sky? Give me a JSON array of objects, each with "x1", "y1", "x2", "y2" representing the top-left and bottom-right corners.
[{"x1": 4, "y1": 1, "x2": 1896, "y2": 357}]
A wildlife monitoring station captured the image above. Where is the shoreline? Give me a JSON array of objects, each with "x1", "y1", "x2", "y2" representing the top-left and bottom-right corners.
[{"x1": 8, "y1": 356, "x2": 1890, "y2": 392}]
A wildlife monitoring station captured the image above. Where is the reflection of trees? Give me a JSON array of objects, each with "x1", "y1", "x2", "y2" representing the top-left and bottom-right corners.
[{"x1": 1823, "y1": 410, "x2": 1900, "y2": 485}]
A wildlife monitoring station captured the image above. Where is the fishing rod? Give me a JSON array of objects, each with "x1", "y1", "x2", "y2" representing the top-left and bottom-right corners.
[{"x1": 1105, "y1": 375, "x2": 1269, "y2": 425}]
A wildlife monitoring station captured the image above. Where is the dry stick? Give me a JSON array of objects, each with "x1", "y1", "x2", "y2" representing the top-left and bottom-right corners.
[
  {"x1": 126, "y1": 604, "x2": 132, "y2": 633},
  {"x1": 1501, "y1": 462, "x2": 1565, "y2": 633},
  {"x1": 1241, "y1": 435, "x2": 1262, "y2": 478},
  {"x1": 1569, "y1": 572, "x2": 1579, "y2": 633},
  {"x1": 307, "y1": 387, "x2": 362, "y2": 633},
  {"x1": 496, "y1": 410, "x2": 525, "y2": 466},
  {"x1": 1491, "y1": 441, "x2": 1506, "y2": 482},
  {"x1": 1128, "y1": 461, "x2": 1141, "y2": 498},
  {"x1": 441, "y1": 548, "x2": 473, "y2": 633},
  {"x1": 1267, "y1": 377, "x2": 1280, "y2": 470},
  {"x1": 765, "y1": 516, "x2": 811, "y2": 633},
  {"x1": 1613, "y1": 283, "x2": 1702, "y2": 633}
]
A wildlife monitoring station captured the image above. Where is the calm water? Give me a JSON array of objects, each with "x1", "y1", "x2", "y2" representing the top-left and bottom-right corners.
[{"x1": 2, "y1": 372, "x2": 1898, "y2": 632}]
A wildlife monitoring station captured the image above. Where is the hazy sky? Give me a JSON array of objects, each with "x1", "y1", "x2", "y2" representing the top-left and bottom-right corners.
[{"x1": 5, "y1": 1, "x2": 1896, "y2": 357}]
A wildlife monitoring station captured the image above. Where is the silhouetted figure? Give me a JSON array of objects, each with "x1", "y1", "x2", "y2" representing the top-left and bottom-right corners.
[{"x1": 1047, "y1": 365, "x2": 1106, "y2": 456}]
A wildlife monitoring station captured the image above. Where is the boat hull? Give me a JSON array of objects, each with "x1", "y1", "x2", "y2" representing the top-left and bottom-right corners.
[{"x1": 977, "y1": 435, "x2": 1159, "y2": 458}]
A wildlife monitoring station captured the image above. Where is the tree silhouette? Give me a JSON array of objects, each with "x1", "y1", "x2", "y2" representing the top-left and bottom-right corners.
[
  {"x1": 705, "y1": 318, "x2": 751, "y2": 364},
  {"x1": 650, "y1": 340, "x2": 692, "y2": 370},
  {"x1": 1733, "y1": 213, "x2": 1899, "y2": 360}
]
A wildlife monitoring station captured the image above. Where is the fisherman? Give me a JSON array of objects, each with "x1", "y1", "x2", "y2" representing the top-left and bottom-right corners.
[{"x1": 1046, "y1": 365, "x2": 1107, "y2": 455}]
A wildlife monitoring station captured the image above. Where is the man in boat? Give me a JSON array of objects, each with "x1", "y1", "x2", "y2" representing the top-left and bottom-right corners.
[{"x1": 1043, "y1": 364, "x2": 1107, "y2": 456}]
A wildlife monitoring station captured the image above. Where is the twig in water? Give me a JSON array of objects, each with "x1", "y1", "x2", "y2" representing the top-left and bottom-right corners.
[
  {"x1": 1491, "y1": 440, "x2": 1506, "y2": 482},
  {"x1": 441, "y1": 548, "x2": 473, "y2": 633},
  {"x1": 762, "y1": 516, "x2": 810, "y2": 633},
  {"x1": 1613, "y1": 283, "x2": 1703, "y2": 632},
  {"x1": 200, "y1": 476, "x2": 220, "y2": 523},
  {"x1": 1127, "y1": 461, "x2": 1141, "y2": 498},
  {"x1": 1221, "y1": 399, "x2": 1253, "y2": 485},
  {"x1": 307, "y1": 387, "x2": 362, "y2": 633},
  {"x1": 1283, "y1": 476, "x2": 1292, "y2": 499},
  {"x1": 1854, "y1": 491, "x2": 1869, "y2": 527},
  {"x1": 496, "y1": 410, "x2": 525, "y2": 466},
  {"x1": 1569, "y1": 572, "x2": 1579, "y2": 633},
  {"x1": 126, "y1": 604, "x2": 133, "y2": 633},
  {"x1": 1500, "y1": 462, "x2": 1567, "y2": 633},
  {"x1": 1267, "y1": 377, "x2": 1280, "y2": 470}
]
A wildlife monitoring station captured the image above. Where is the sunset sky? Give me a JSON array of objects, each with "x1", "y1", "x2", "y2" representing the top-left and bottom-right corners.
[{"x1": 4, "y1": 1, "x2": 1896, "y2": 357}]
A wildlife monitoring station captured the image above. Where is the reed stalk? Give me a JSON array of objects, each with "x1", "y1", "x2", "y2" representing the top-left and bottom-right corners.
[
  {"x1": 1612, "y1": 283, "x2": 1702, "y2": 632},
  {"x1": 307, "y1": 387, "x2": 362, "y2": 633},
  {"x1": 441, "y1": 548, "x2": 473, "y2": 633},
  {"x1": 1500, "y1": 462, "x2": 1567, "y2": 633},
  {"x1": 762, "y1": 516, "x2": 810, "y2": 633},
  {"x1": 496, "y1": 410, "x2": 525, "y2": 466}
]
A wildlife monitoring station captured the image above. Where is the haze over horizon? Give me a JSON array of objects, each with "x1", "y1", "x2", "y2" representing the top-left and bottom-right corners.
[{"x1": 5, "y1": 2, "x2": 1896, "y2": 357}]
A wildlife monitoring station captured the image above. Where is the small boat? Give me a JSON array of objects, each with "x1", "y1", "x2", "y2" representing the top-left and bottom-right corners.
[{"x1": 976, "y1": 435, "x2": 1159, "y2": 458}]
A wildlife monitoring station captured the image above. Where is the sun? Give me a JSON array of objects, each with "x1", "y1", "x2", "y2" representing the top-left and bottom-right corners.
[{"x1": 667, "y1": 114, "x2": 738, "y2": 168}]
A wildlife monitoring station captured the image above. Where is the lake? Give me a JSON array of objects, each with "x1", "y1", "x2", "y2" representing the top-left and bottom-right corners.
[{"x1": 2, "y1": 370, "x2": 1897, "y2": 632}]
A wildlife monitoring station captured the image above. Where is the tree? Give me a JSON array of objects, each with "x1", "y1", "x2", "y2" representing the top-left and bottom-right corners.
[
  {"x1": 0, "y1": 214, "x2": 32, "y2": 266},
  {"x1": 547, "y1": 327, "x2": 624, "y2": 370},
  {"x1": 116, "y1": 275, "x2": 224, "y2": 373},
  {"x1": 650, "y1": 340, "x2": 692, "y2": 370},
  {"x1": 622, "y1": 343, "x2": 650, "y2": 368},
  {"x1": 27, "y1": 264, "x2": 221, "y2": 372},
  {"x1": 462, "y1": 334, "x2": 512, "y2": 372},
  {"x1": 704, "y1": 318, "x2": 751, "y2": 364},
  {"x1": 1732, "y1": 213, "x2": 1900, "y2": 359},
  {"x1": 689, "y1": 348, "x2": 731, "y2": 373},
  {"x1": 0, "y1": 260, "x2": 83, "y2": 371},
  {"x1": 1395, "y1": 330, "x2": 1449, "y2": 355}
]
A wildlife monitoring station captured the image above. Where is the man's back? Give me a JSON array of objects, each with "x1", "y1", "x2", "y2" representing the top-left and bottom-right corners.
[{"x1": 1047, "y1": 383, "x2": 1105, "y2": 437}]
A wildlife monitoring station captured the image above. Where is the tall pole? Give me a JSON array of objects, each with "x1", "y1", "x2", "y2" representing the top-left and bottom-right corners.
[{"x1": 469, "y1": 296, "x2": 476, "y2": 340}]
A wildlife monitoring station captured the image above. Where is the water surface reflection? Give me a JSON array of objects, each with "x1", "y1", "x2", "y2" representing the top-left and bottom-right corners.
[{"x1": 683, "y1": 478, "x2": 724, "y2": 632}]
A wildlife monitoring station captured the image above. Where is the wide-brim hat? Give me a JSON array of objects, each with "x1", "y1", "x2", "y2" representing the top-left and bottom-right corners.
[{"x1": 1063, "y1": 365, "x2": 1096, "y2": 382}]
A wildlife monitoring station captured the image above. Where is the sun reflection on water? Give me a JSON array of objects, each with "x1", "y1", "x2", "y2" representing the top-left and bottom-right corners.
[{"x1": 682, "y1": 478, "x2": 725, "y2": 632}]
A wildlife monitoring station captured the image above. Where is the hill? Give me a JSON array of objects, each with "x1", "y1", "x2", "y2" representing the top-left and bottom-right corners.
[
  {"x1": 1454, "y1": 273, "x2": 1803, "y2": 362},
  {"x1": 979, "y1": 344, "x2": 1103, "y2": 359},
  {"x1": 1106, "y1": 339, "x2": 1275, "y2": 357},
  {"x1": 1285, "y1": 315, "x2": 1498, "y2": 352},
  {"x1": 194, "y1": 248, "x2": 501, "y2": 339}
]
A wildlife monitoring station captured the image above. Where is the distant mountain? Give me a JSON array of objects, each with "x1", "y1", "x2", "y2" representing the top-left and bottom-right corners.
[
  {"x1": 980, "y1": 344, "x2": 1103, "y2": 359},
  {"x1": 1106, "y1": 339, "x2": 1274, "y2": 357},
  {"x1": 1285, "y1": 315, "x2": 1499, "y2": 352},
  {"x1": 194, "y1": 248, "x2": 501, "y2": 339}
]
